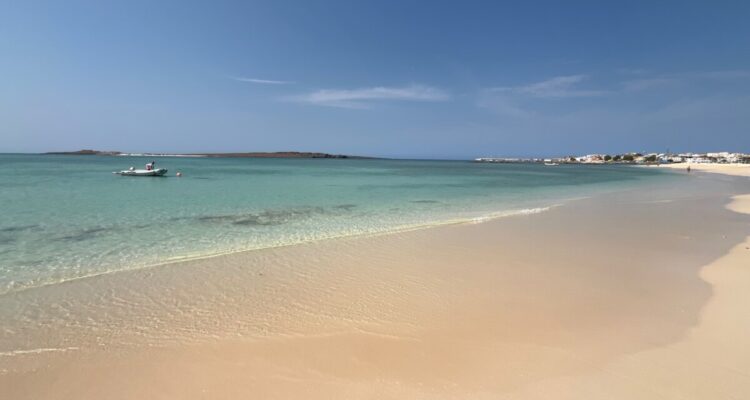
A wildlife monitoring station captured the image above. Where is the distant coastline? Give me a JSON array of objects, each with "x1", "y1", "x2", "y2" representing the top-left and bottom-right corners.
[
  {"x1": 44, "y1": 149, "x2": 375, "y2": 159},
  {"x1": 475, "y1": 151, "x2": 750, "y2": 165}
]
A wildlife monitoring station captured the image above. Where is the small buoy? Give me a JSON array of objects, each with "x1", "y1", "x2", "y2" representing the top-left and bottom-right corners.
[{"x1": 176, "y1": 172, "x2": 182, "y2": 177}]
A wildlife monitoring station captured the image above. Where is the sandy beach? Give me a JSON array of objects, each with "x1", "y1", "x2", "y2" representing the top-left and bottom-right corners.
[
  {"x1": 1, "y1": 172, "x2": 750, "y2": 399},
  {"x1": 656, "y1": 162, "x2": 750, "y2": 177},
  {"x1": 4, "y1": 1, "x2": 749, "y2": 398}
]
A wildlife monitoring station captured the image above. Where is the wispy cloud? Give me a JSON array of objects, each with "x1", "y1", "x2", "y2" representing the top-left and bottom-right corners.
[
  {"x1": 479, "y1": 75, "x2": 606, "y2": 117},
  {"x1": 621, "y1": 77, "x2": 680, "y2": 92},
  {"x1": 477, "y1": 93, "x2": 532, "y2": 118},
  {"x1": 616, "y1": 68, "x2": 649, "y2": 75},
  {"x1": 490, "y1": 75, "x2": 608, "y2": 98},
  {"x1": 620, "y1": 69, "x2": 750, "y2": 92},
  {"x1": 615, "y1": 68, "x2": 750, "y2": 79},
  {"x1": 232, "y1": 77, "x2": 294, "y2": 85},
  {"x1": 286, "y1": 85, "x2": 449, "y2": 108},
  {"x1": 478, "y1": 68, "x2": 750, "y2": 139},
  {"x1": 690, "y1": 69, "x2": 750, "y2": 80}
]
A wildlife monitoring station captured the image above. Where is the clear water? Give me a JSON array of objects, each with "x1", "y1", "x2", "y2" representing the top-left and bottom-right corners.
[{"x1": 0, "y1": 154, "x2": 677, "y2": 294}]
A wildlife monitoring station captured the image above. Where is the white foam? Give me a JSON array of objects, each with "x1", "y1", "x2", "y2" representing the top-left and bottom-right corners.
[
  {"x1": 0, "y1": 346, "x2": 79, "y2": 357},
  {"x1": 0, "y1": 205, "x2": 560, "y2": 297}
]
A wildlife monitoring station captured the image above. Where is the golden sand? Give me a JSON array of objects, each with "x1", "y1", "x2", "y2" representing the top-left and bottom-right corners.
[{"x1": 498, "y1": 194, "x2": 750, "y2": 399}]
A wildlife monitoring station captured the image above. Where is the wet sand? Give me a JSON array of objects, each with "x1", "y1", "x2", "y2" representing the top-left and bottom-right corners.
[{"x1": 1, "y1": 173, "x2": 749, "y2": 399}]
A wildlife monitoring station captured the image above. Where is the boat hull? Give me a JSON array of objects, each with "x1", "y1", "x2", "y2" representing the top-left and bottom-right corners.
[{"x1": 114, "y1": 168, "x2": 168, "y2": 176}]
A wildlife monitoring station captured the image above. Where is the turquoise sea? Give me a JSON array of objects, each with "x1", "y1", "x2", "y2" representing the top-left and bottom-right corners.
[{"x1": 0, "y1": 154, "x2": 678, "y2": 294}]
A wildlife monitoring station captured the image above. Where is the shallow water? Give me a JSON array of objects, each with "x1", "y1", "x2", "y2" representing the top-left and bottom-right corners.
[{"x1": 0, "y1": 154, "x2": 677, "y2": 294}]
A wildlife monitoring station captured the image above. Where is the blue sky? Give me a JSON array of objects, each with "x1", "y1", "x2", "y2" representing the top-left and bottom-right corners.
[{"x1": 2, "y1": 1, "x2": 749, "y2": 158}]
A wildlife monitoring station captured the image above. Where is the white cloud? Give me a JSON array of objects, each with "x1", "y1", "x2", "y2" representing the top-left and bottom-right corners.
[
  {"x1": 232, "y1": 77, "x2": 294, "y2": 85},
  {"x1": 491, "y1": 75, "x2": 608, "y2": 98},
  {"x1": 287, "y1": 85, "x2": 449, "y2": 108}
]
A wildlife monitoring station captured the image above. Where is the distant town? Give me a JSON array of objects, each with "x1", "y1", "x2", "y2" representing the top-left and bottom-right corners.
[{"x1": 475, "y1": 152, "x2": 750, "y2": 165}]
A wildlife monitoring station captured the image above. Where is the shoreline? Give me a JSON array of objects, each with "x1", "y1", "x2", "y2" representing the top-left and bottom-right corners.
[
  {"x1": 652, "y1": 162, "x2": 750, "y2": 177},
  {"x1": 1, "y1": 205, "x2": 558, "y2": 297},
  {"x1": 1, "y1": 173, "x2": 749, "y2": 398}
]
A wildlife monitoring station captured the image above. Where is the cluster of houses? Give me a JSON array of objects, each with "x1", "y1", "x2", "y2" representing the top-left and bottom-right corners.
[
  {"x1": 672, "y1": 152, "x2": 750, "y2": 164},
  {"x1": 562, "y1": 152, "x2": 750, "y2": 164},
  {"x1": 475, "y1": 152, "x2": 750, "y2": 165}
]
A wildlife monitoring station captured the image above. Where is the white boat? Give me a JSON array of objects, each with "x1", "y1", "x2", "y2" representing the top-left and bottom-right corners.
[
  {"x1": 113, "y1": 168, "x2": 168, "y2": 176},
  {"x1": 544, "y1": 162, "x2": 559, "y2": 166}
]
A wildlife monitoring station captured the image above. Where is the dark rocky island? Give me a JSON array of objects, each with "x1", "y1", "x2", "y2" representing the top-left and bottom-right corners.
[
  {"x1": 194, "y1": 152, "x2": 369, "y2": 159},
  {"x1": 45, "y1": 149, "x2": 122, "y2": 156},
  {"x1": 44, "y1": 150, "x2": 373, "y2": 159}
]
